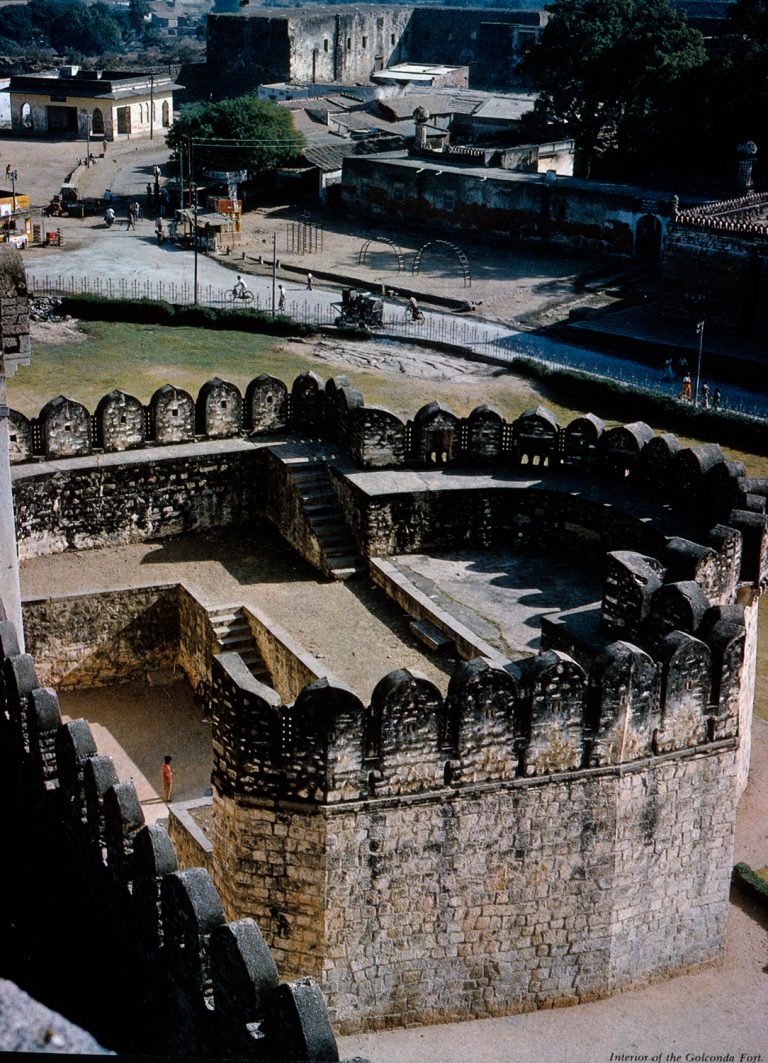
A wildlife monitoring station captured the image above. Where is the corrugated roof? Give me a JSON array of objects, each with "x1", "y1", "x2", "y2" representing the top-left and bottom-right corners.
[
  {"x1": 302, "y1": 142, "x2": 361, "y2": 172},
  {"x1": 473, "y1": 95, "x2": 536, "y2": 121}
]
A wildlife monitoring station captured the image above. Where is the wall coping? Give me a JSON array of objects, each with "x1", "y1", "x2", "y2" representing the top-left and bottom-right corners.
[
  {"x1": 168, "y1": 797, "x2": 214, "y2": 855},
  {"x1": 223, "y1": 737, "x2": 738, "y2": 816}
]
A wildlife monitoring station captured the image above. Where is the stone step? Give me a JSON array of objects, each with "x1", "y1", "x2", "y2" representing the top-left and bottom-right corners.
[{"x1": 409, "y1": 619, "x2": 454, "y2": 652}]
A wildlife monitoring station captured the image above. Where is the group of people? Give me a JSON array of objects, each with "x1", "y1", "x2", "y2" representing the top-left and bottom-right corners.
[
  {"x1": 676, "y1": 373, "x2": 721, "y2": 409},
  {"x1": 664, "y1": 357, "x2": 721, "y2": 409}
]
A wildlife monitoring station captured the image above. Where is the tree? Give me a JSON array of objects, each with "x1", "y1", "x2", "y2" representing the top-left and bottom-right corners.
[
  {"x1": 48, "y1": 1, "x2": 123, "y2": 55},
  {"x1": 166, "y1": 97, "x2": 306, "y2": 179},
  {"x1": 521, "y1": 0, "x2": 706, "y2": 177}
]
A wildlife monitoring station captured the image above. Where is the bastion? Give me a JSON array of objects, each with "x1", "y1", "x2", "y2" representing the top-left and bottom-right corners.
[{"x1": 4, "y1": 260, "x2": 768, "y2": 1037}]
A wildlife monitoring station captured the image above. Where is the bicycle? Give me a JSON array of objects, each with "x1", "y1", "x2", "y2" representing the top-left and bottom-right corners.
[
  {"x1": 403, "y1": 305, "x2": 425, "y2": 324},
  {"x1": 225, "y1": 288, "x2": 255, "y2": 305}
]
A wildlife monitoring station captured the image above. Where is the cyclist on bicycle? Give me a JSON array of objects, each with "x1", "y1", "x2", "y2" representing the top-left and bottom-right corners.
[
  {"x1": 408, "y1": 295, "x2": 421, "y2": 321},
  {"x1": 233, "y1": 275, "x2": 249, "y2": 299}
]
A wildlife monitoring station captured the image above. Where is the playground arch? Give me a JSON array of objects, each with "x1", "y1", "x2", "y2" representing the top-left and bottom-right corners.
[
  {"x1": 358, "y1": 236, "x2": 404, "y2": 272},
  {"x1": 412, "y1": 240, "x2": 471, "y2": 287}
]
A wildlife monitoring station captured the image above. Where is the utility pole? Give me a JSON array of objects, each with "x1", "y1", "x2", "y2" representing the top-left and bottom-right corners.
[
  {"x1": 271, "y1": 232, "x2": 276, "y2": 316},
  {"x1": 10, "y1": 170, "x2": 17, "y2": 213},
  {"x1": 694, "y1": 319, "x2": 705, "y2": 407},
  {"x1": 179, "y1": 147, "x2": 184, "y2": 210},
  {"x1": 192, "y1": 139, "x2": 199, "y2": 304},
  {"x1": 149, "y1": 73, "x2": 154, "y2": 141}
]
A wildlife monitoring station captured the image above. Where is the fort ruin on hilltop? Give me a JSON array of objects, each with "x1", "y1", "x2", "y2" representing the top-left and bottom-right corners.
[{"x1": 2, "y1": 249, "x2": 767, "y2": 1042}]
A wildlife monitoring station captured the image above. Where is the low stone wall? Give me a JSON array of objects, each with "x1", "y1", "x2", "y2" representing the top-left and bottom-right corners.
[
  {"x1": 12, "y1": 442, "x2": 262, "y2": 560},
  {"x1": 370, "y1": 556, "x2": 505, "y2": 663},
  {"x1": 245, "y1": 603, "x2": 339, "y2": 702},
  {"x1": 22, "y1": 584, "x2": 179, "y2": 688},
  {"x1": 168, "y1": 797, "x2": 213, "y2": 875}
]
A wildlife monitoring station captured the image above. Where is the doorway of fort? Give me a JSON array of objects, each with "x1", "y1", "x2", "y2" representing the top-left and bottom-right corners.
[
  {"x1": 634, "y1": 214, "x2": 662, "y2": 261},
  {"x1": 47, "y1": 105, "x2": 77, "y2": 132}
]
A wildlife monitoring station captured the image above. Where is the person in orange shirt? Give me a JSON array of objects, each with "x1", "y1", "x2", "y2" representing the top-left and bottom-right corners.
[{"x1": 162, "y1": 756, "x2": 174, "y2": 802}]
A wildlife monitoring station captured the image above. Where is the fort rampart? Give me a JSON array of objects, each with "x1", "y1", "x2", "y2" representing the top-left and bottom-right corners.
[
  {"x1": 8, "y1": 360, "x2": 767, "y2": 1033},
  {"x1": 661, "y1": 192, "x2": 768, "y2": 335}
]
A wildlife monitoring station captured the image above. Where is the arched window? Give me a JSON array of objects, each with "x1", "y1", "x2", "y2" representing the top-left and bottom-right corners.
[
  {"x1": 20, "y1": 102, "x2": 32, "y2": 129},
  {"x1": 162, "y1": 100, "x2": 170, "y2": 127},
  {"x1": 91, "y1": 107, "x2": 104, "y2": 134}
]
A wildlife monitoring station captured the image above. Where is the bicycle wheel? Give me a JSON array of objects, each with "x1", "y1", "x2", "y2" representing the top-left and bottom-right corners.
[
  {"x1": 224, "y1": 290, "x2": 235, "y2": 304},
  {"x1": 242, "y1": 291, "x2": 255, "y2": 304}
]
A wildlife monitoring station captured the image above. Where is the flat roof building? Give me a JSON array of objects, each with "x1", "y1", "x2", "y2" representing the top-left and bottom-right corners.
[{"x1": 7, "y1": 67, "x2": 180, "y2": 142}]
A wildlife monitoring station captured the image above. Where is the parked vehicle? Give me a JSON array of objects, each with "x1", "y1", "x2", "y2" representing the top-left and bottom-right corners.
[{"x1": 333, "y1": 287, "x2": 384, "y2": 329}]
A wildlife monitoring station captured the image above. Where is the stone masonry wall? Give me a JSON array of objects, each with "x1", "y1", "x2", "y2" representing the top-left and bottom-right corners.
[
  {"x1": 661, "y1": 224, "x2": 768, "y2": 335},
  {"x1": 22, "y1": 585, "x2": 179, "y2": 688},
  {"x1": 12, "y1": 444, "x2": 262, "y2": 560},
  {"x1": 224, "y1": 744, "x2": 735, "y2": 1033}
]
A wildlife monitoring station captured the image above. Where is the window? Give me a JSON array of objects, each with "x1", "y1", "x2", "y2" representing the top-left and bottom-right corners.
[
  {"x1": 323, "y1": 38, "x2": 328, "y2": 52},
  {"x1": 162, "y1": 100, "x2": 170, "y2": 127},
  {"x1": 91, "y1": 107, "x2": 104, "y2": 134},
  {"x1": 346, "y1": 36, "x2": 351, "y2": 49},
  {"x1": 362, "y1": 35, "x2": 367, "y2": 48},
  {"x1": 20, "y1": 102, "x2": 32, "y2": 129},
  {"x1": 390, "y1": 33, "x2": 395, "y2": 45}
]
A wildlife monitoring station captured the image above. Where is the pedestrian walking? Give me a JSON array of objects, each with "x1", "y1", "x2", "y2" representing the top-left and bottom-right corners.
[
  {"x1": 278, "y1": 284, "x2": 286, "y2": 311},
  {"x1": 126, "y1": 204, "x2": 136, "y2": 230},
  {"x1": 712, "y1": 387, "x2": 721, "y2": 410},
  {"x1": 5, "y1": 163, "x2": 10, "y2": 179},
  {"x1": 133, "y1": 200, "x2": 141, "y2": 220},
  {"x1": 306, "y1": 272, "x2": 313, "y2": 291},
  {"x1": 701, "y1": 382, "x2": 710, "y2": 409},
  {"x1": 162, "y1": 755, "x2": 174, "y2": 802}
]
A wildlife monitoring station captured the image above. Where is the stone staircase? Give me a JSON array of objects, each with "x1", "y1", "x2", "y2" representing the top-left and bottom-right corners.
[
  {"x1": 287, "y1": 459, "x2": 365, "y2": 580},
  {"x1": 207, "y1": 604, "x2": 271, "y2": 685}
]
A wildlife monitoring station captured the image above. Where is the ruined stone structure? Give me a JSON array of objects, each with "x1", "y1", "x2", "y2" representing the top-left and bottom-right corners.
[
  {"x1": 342, "y1": 154, "x2": 675, "y2": 256},
  {"x1": 207, "y1": 6, "x2": 547, "y2": 94},
  {"x1": 8, "y1": 350, "x2": 767, "y2": 1033},
  {"x1": 661, "y1": 191, "x2": 768, "y2": 337}
]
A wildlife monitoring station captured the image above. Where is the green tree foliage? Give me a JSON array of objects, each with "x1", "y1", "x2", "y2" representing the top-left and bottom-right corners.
[
  {"x1": 522, "y1": 0, "x2": 706, "y2": 177},
  {"x1": 0, "y1": 5, "x2": 38, "y2": 49},
  {"x1": 166, "y1": 97, "x2": 306, "y2": 178},
  {"x1": 49, "y1": 1, "x2": 123, "y2": 54}
]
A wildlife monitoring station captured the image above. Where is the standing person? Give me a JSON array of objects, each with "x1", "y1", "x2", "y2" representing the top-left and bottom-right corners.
[
  {"x1": 701, "y1": 382, "x2": 710, "y2": 409},
  {"x1": 679, "y1": 373, "x2": 692, "y2": 402},
  {"x1": 162, "y1": 756, "x2": 174, "y2": 802},
  {"x1": 712, "y1": 387, "x2": 721, "y2": 410},
  {"x1": 126, "y1": 204, "x2": 136, "y2": 230},
  {"x1": 278, "y1": 284, "x2": 286, "y2": 311},
  {"x1": 4, "y1": 163, "x2": 10, "y2": 179},
  {"x1": 306, "y1": 272, "x2": 313, "y2": 291},
  {"x1": 663, "y1": 357, "x2": 674, "y2": 382},
  {"x1": 133, "y1": 200, "x2": 141, "y2": 220}
]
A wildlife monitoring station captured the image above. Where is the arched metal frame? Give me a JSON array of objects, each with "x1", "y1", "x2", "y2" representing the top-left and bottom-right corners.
[
  {"x1": 412, "y1": 239, "x2": 471, "y2": 287},
  {"x1": 358, "y1": 236, "x2": 405, "y2": 272}
]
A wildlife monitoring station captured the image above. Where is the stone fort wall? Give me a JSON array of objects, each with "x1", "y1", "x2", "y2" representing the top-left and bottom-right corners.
[
  {"x1": 6, "y1": 360, "x2": 768, "y2": 1034},
  {"x1": 207, "y1": 6, "x2": 546, "y2": 93},
  {"x1": 661, "y1": 193, "x2": 768, "y2": 337}
]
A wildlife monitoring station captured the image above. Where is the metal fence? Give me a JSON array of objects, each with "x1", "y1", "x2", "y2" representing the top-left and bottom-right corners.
[{"x1": 27, "y1": 273, "x2": 768, "y2": 423}]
